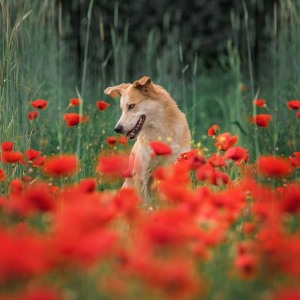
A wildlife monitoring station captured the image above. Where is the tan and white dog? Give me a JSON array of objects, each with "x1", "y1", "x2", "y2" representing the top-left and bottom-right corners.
[{"x1": 104, "y1": 76, "x2": 191, "y2": 203}]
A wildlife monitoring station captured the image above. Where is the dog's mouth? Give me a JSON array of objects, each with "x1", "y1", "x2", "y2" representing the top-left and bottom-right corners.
[{"x1": 126, "y1": 115, "x2": 146, "y2": 140}]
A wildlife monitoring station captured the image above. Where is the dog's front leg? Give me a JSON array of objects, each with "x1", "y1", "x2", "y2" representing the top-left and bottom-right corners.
[{"x1": 140, "y1": 167, "x2": 152, "y2": 204}]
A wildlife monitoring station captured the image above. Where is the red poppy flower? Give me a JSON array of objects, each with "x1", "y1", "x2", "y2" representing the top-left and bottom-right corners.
[
  {"x1": 258, "y1": 156, "x2": 293, "y2": 178},
  {"x1": 22, "y1": 175, "x2": 33, "y2": 183},
  {"x1": 273, "y1": 287, "x2": 300, "y2": 300},
  {"x1": 215, "y1": 132, "x2": 239, "y2": 151},
  {"x1": 0, "y1": 169, "x2": 6, "y2": 181},
  {"x1": 97, "y1": 155, "x2": 132, "y2": 178},
  {"x1": 1, "y1": 151, "x2": 26, "y2": 165},
  {"x1": 0, "y1": 229, "x2": 50, "y2": 282},
  {"x1": 243, "y1": 222, "x2": 256, "y2": 235},
  {"x1": 249, "y1": 114, "x2": 272, "y2": 127},
  {"x1": 235, "y1": 253, "x2": 258, "y2": 279},
  {"x1": 25, "y1": 148, "x2": 42, "y2": 161},
  {"x1": 118, "y1": 135, "x2": 128, "y2": 145},
  {"x1": 208, "y1": 153, "x2": 226, "y2": 167},
  {"x1": 64, "y1": 113, "x2": 89, "y2": 127},
  {"x1": 106, "y1": 136, "x2": 118, "y2": 147},
  {"x1": 225, "y1": 146, "x2": 249, "y2": 161},
  {"x1": 22, "y1": 287, "x2": 63, "y2": 300},
  {"x1": 177, "y1": 149, "x2": 205, "y2": 169},
  {"x1": 197, "y1": 164, "x2": 229, "y2": 185},
  {"x1": 1, "y1": 141, "x2": 14, "y2": 152},
  {"x1": 253, "y1": 98, "x2": 266, "y2": 107},
  {"x1": 69, "y1": 98, "x2": 82, "y2": 106},
  {"x1": 43, "y1": 155, "x2": 80, "y2": 177},
  {"x1": 10, "y1": 179, "x2": 23, "y2": 194},
  {"x1": 287, "y1": 100, "x2": 300, "y2": 110},
  {"x1": 114, "y1": 187, "x2": 140, "y2": 218},
  {"x1": 9, "y1": 183, "x2": 57, "y2": 215},
  {"x1": 150, "y1": 141, "x2": 172, "y2": 156},
  {"x1": 280, "y1": 183, "x2": 300, "y2": 214},
  {"x1": 32, "y1": 155, "x2": 47, "y2": 167},
  {"x1": 289, "y1": 152, "x2": 300, "y2": 167},
  {"x1": 97, "y1": 101, "x2": 110, "y2": 111},
  {"x1": 207, "y1": 124, "x2": 220, "y2": 136},
  {"x1": 78, "y1": 178, "x2": 97, "y2": 193},
  {"x1": 31, "y1": 99, "x2": 48, "y2": 109},
  {"x1": 28, "y1": 111, "x2": 39, "y2": 120}
]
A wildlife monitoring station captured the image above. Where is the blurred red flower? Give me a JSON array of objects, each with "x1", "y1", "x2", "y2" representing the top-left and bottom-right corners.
[
  {"x1": 225, "y1": 146, "x2": 249, "y2": 162},
  {"x1": 22, "y1": 287, "x2": 63, "y2": 300},
  {"x1": 64, "y1": 113, "x2": 89, "y2": 127},
  {"x1": 28, "y1": 111, "x2": 39, "y2": 120},
  {"x1": 235, "y1": 253, "x2": 258, "y2": 279},
  {"x1": 31, "y1": 99, "x2": 48, "y2": 109},
  {"x1": 69, "y1": 98, "x2": 82, "y2": 106},
  {"x1": 97, "y1": 155, "x2": 132, "y2": 178},
  {"x1": 243, "y1": 222, "x2": 256, "y2": 235},
  {"x1": 258, "y1": 156, "x2": 293, "y2": 178},
  {"x1": 43, "y1": 155, "x2": 80, "y2": 177},
  {"x1": 1, "y1": 151, "x2": 26, "y2": 165},
  {"x1": 25, "y1": 148, "x2": 42, "y2": 161},
  {"x1": 207, "y1": 124, "x2": 220, "y2": 136},
  {"x1": 0, "y1": 169, "x2": 6, "y2": 181},
  {"x1": 77, "y1": 178, "x2": 97, "y2": 193},
  {"x1": 106, "y1": 136, "x2": 118, "y2": 147},
  {"x1": 150, "y1": 141, "x2": 172, "y2": 156},
  {"x1": 137, "y1": 257, "x2": 199, "y2": 300},
  {"x1": 113, "y1": 187, "x2": 140, "y2": 219},
  {"x1": 289, "y1": 152, "x2": 300, "y2": 167},
  {"x1": 208, "y1": 153, "x2": 226, "y2": 167},
  {"x1": 1, "y1": 141, "x2": 14, "y2": 152},
  {"x1": 297, "y1": 111, "x2": 300, "y2": 119},
  {"x1": 32, "y1": 155, "x2": 47, "y2": 167},
  {"x1": 97, "y1": 101, "x2": 110, "y2": 111},
  {"x1": 118, "y1": 135, "x2": 128, "y2": 145},
  {"x1": 272, "y1": 287, "x2": 300, "y2": 300},
  {"x1": 280, "y1": 183, "x2": 300, "y2": 214},
  {"x1": 249, "y1": 114, "x2": 272, "y2": 127},
  {"x1": 253, "y1": 98, "x2": 266, "y2": 107},
  {"x1": 215, "y1": 132, "x2": 239, "y2": 151},
  {"x1": 177, "y1": 149, "x2": 206, "y2": 169},
  {"x1": 0, "y1": 229, "x2": 50, "y2": 282},
  {"x1": 197, "y1": 164, "x2": 229, "y2": 185},
  {"x1": 10, "y1": 179, "x2": 23, "y2": 194},
  {"x1": 9, "y1": 183, "x2": 57, "y2": 215},
  {"x1": 287, "y1": 100, "x2": 300, "y2": 110}
]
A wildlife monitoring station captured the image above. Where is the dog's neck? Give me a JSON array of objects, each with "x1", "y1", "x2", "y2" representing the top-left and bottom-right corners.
[{"x1": 138, "y1": 101, "x2": 183, "y2": 144}]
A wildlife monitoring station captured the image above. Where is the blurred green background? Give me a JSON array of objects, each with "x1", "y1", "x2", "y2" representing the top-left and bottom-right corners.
[{"x1": 0, "y1": 0, "x2": 299, "y2": 175}]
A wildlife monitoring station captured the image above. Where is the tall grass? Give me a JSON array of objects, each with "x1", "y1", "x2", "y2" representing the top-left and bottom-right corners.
[{"x1": 0, "y1": 0, "x2": 300, "y2": 178}]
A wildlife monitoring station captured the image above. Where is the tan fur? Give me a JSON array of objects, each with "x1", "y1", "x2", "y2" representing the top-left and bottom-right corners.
[{"x1": 104, "y1": 76, "x2": 191, "y2": 203}]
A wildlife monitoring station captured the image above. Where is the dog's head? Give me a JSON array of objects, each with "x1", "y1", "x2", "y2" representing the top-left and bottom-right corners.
[{"x1": 104, "y1": 76, "x2": 159, "y2": 140}]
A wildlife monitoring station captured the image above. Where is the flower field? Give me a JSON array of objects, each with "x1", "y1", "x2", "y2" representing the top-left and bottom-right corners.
[
  {"x1": 0, "y1": 96, "x2": 299, "y2": 300},
  {"x1": 1, "y1": 1, "x2": 300, "y2": 299}
]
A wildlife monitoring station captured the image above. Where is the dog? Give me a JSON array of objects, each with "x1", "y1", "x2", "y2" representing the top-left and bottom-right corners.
[{"x1": 104, "y1": 76, "x2": 191, "y2": 203}]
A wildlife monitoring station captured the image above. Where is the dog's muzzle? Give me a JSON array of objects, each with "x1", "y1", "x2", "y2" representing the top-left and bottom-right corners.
[{"x1": 126, "y1": 115, "x2": 146, "y2": 140}]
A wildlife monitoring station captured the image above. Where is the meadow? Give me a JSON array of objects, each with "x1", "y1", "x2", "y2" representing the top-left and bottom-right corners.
[{"x1": 0, "y1": 0, "x2": 300, "y2": 299}]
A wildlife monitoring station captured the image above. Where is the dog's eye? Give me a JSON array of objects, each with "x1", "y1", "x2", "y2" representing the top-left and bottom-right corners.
[{"x1": 128, "y1": 104, "x2": 135, "y2": 110}]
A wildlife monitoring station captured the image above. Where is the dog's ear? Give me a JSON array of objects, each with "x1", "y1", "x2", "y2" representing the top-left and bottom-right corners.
[
  {"x1": 133, "y1": 76, "x2": 152, "y2": 90},
  {"x1": 104, "y1": 83, "x2": 130, "y2": 98}
]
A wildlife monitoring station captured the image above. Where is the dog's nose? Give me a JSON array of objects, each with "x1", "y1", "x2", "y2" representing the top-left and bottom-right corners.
[{"x1": 114, "y1": 124, "x2": 123, "y2": 133}]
